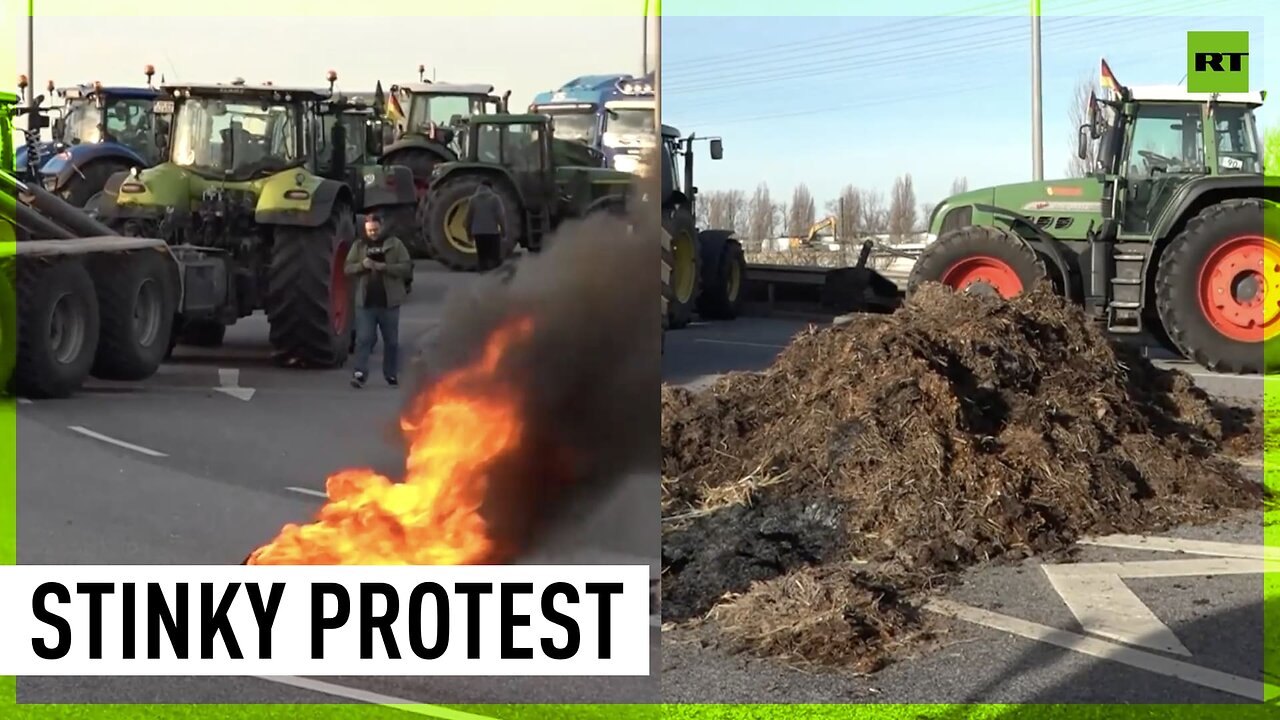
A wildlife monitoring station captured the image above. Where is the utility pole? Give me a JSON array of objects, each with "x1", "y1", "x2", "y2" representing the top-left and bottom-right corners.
[
  {"x1": 28, "y1": 1, "x2": 36, "y2": 105},
  {"x1": 1030, "y1": 0, "x2": 1044, "y2": 180},
  {"x1": 642, "y1": 13, "x2": 649, "y2": 76}
]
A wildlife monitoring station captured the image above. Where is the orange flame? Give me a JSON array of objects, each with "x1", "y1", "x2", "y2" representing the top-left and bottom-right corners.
[{"x1": 247, "y1": 316, "x2": 536, "y2": 566}]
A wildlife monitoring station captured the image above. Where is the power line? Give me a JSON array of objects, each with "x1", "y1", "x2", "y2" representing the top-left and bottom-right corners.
[
  {"x1": 661, "y1": 0, "x2": 1114, "y2": 72},
  {"x1": 667, "y1": 13, "x2": 1208, "y2": 119},
  {"x1": 666, "y1": 3, "x2": 1210, "y2": 96}
]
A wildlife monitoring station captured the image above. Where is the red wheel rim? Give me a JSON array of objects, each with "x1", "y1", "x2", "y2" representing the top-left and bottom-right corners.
[
  {"x1": 1196, "y1": 234, "x2": 1280, "y2": 343},
  {"x1": 331, "y1": 240, "x2": 352, "y2": 335},
  {"x1": 939, "y1": 256, "x2": 1024, "y2": 299}
]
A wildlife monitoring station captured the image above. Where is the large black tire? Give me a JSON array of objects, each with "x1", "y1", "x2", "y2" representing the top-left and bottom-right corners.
[
  {"x1": 62, "y1": 162, "x2": 129, "y2": 208},
  {"x1": 385, "y1": 150, "x2": 442, "y2": 261},
  {"x1": 265, "y1": 212, "x2": 356, "y2": 368},
  {"x1": 1155, "y1": 198, "x2": 1274, "y2": 374},
  {"x1": 908, "y1": 225, "x2": 1047, "y2": 299},
  {"x1": 14, "y1": 259, "x2": 101, "y2": 399},
  {"x1": 89, "y1": 251, "x2": 177, "y2": 381},
  {"x1": 662, "y1": 209, "x2": 701, "y2": 329},
  {"x1": 0, "y1": 259, "x2": 15, "y2": 391},
  {"x1": 696, "y1": 231, "x2": 746, "y2": 320},
  {"x1": 423, "y1": 175, "x2": 520, "y2": 272}
]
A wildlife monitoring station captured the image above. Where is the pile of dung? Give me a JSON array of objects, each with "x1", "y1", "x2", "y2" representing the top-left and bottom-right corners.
[{"x1": 661, "y1": 283, "x2": 1266, "y2": 669}]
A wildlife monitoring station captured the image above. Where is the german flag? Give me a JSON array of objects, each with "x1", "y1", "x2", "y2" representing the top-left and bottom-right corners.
[
  {"x1": 384, "y1": 84, "x2": 406, "y2": 126},
  {"x1": 1100, "y1": 58, "x2": 1121, "y2": 97}
]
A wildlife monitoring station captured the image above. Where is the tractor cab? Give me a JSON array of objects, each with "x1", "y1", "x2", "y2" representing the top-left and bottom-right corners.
[
  {"x1": 388, "y1": 80, "x2": 508, "y2": 150},
  {"x1": 52, "y1": 82, "x2": 163, "y2": 162},
  {"x1": 1077, "y1": 60, "x2": 1265, "y2": 236}
]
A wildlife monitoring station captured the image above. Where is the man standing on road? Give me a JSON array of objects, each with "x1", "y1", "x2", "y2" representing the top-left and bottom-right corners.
[
  {"x1": 464, "y1": 179, "x2": 506, "y2": 272},
  {"x1": 345, "y1": 211, "x2": 412, "y2": 388}
]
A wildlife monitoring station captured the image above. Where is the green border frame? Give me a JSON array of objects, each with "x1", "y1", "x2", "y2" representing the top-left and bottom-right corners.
[{"x1": 4, "y1": 0, "x2": 1275, "y2": 717}]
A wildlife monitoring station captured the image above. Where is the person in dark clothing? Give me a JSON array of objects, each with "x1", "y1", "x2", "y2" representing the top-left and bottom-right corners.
[
  {"x1": 463, "y1": 179, "x2": 507, "y2": 272},
  {"x1": 344, "y1": 211, "x2": 413, "y2": 388}
]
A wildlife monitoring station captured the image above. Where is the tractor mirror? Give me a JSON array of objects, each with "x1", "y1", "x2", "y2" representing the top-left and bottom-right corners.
[
  {"x1": 710, "y1": 138, "x2": 723, "y2": 160},
  {"x1": 1076, "y1": 124, "x2": 1090, "y2": 160}
]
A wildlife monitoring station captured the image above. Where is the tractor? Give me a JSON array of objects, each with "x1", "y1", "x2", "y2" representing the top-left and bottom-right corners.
[
  {"x1": 660, "y1": 123, "x2": 746, "y2": 329},
  {"x1": 419, "y1": 113, "x2": 628, "y2": 272},
  {"x1": 94, "y1": 75, "x2": 415, "y2": 368},
  {"x1": 378, "y1": 71, "x2": 509, "y2": 257},
  {"x1": 910, "y1": 59, "x2": 1277, "y2": 374},
  {"x1": 18, "y1": 67, "x2": 164, "y2": 210}
]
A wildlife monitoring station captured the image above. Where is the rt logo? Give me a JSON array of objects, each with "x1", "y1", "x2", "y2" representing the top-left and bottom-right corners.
[{"x1": 1187, "y1": 31, "x2": 1249, "y2": 92}]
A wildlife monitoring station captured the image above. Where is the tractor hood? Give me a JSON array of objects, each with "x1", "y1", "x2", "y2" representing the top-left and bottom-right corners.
[
  {"x1": 109, "y1": 162, "x2": 327, "y2": 220},
  {"x1": 928, "y1": 177, "x2": 1103, "y2": 237},
  {"x1": 15, "y1": 141, "x2": 62, "y2": 174}
]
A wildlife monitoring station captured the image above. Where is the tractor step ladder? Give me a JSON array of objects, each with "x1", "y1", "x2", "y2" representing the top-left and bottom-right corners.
[{"x1": 1106, "y1": 250, "x2": 1146, "y2": 333}]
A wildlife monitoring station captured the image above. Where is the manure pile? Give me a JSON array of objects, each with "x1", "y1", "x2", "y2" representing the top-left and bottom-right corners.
[{"x1": 661, "y1": 283, "x2": 1265, "y2": 669}]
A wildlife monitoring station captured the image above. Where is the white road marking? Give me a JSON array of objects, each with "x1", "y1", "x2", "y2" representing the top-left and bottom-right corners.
[
  {"x1": 255, "y1": 676, "x2": 497, "y2": 717},
  {"x1": 1079, "y1": 534, "x2": 1280, "y2": 561},
  {"x1": 215, "y1": 368, "x2": 256, "y2": 401},
  {"x1": 1043, "y1": 566, "x2": 1190, "y2": 655},
  {"x1": 926, "y1": 599, "x2": 1278, "y2": 702},
  {"x1": 16, "y1": 398, "x2": 32, "y2": 405},
  {"x1": 67, "y1": 425, "x2": 168, "y2": 458},
  {"x1": 285, "y1": 486, "x2": 328, "y2": 499},
  {"x1": 1042, "y1": 555, "x2": 1272, "y2": 655},
  {"x1": 692, "y1": 338, "x2": 787, "y2": 349}
]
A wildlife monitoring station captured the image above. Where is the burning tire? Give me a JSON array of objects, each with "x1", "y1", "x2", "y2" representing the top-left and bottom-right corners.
[
  {"x1": 663, "y1": 209, "x2": 701, "y2": 329},
  {"x1": 266, "y1": 212, "x2": 355, "y2": 368},
  {"x1": 1155, "y1": 198, "x2": 1276, "y2": 374},
  {"x1": 908, "y1": 225, "x2": 1047, "y2": 299},
  {"x1": 89, "y1": 251, "x2": 177, "y2": 381},
  {"x1": 423, "y1": 175, "x2": 519, "y2": 272},
  {"x1": 14, "y1": 258, "x2": 101, "y2": 399},
  {"x1": 697, "y1": 231, "x2": 746, "y2": 320}
]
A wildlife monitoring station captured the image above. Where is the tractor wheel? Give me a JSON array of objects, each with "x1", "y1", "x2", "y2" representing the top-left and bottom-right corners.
[
  {"x1": 697, "y1": 232, "x2": 746, "y2": 320},
  {"x1": 908, "y1": 225, "x2": 1047, "y2": 299},
  {"x1": 266, "y1": 211, "x2": 356, "y2": 368},
  {"x1": 63, "y1": 162, "x2": 128, "y2": 208},
  {"x1": 1155, "y1": 198, "x2": 1277, "y2": 374},
  {"x1": 0, "y1": 259, "x2": 16, "y2": 391},
  {"x1": 663, "y1": 209, "x2": 701, "y2": 329},
  {"x1": 424, "y1": 176, "x2": 519, "y2": 272},
  {"x1": 89, "y1": 251, "x2": 177, "y2": 381},
  {"x1": 14, "y1": 259, "x2": 101, "y2": 399},
  {"x1": 386, "y1": 151, "x2": 442, "y2": 261}
]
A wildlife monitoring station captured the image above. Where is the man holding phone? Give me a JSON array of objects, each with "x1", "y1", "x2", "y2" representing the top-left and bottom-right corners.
[{"x1": 345, "y1": 211, "x2": 413, "y2": 388}]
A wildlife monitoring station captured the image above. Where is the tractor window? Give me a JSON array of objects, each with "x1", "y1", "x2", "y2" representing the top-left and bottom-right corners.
[
  {"x1": 604, "y1": 108, "x2": 655, "y2": 139},
  {"x1": 409, "y1": 94, "x2": 487, "y2": 131},
  {"x1": 171, "y1": 98, "x2": 303, "y2": 180},
  {"x1": 104, "y1": 98, "x2": 153, "y2": 144},
  {"x1": 1212, "y1": 105, "x2": 1262, "y2": 174},
  {"x1": 547, "y1": 111, "x2": 597, "y2": 145},
  {"x1": 475, "y1": 124, "x2": 503, "y2": 163},
  {"x1": 504, "y1": 123, "x2": 543, "y2": 172},
  {"x1": 62, "y1": 100, "x2": 102, "y2": 145},
  {"x1": 1125, "y1": 104, "x2": 1204, "y2": 178}
]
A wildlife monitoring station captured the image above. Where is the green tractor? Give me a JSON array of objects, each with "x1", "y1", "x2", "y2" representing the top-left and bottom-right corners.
[
  {"x1": 96, "y1": 77, "x2": 416, "y2": 368},
  {"x1": 911, "y1": 60, "x2": 1277, "y2": 374},
  {"x1": 420, "y1": 112, "x2": 629, "y2": 271},
  {"x1": 379, "y1": 75, "x2": 509, "y2": 258},
  {"x1": 661, "y1": 123, "x2": 746, "y2": 329}
]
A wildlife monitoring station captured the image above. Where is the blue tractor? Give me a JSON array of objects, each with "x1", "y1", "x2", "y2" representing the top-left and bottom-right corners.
[
  {"x1": 16, "y1": 67, "x2": 163, "y2": 211},
  {"x1": 529, "y1": 72, "x2": 656, "y2": 174}
]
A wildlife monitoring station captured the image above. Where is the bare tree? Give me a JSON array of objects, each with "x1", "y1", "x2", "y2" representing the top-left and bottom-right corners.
[
  {"x1": 1067, "y1": 74, "x2": 1102, "y2": 177},
  {"x1": 950, "y1": 176, "x2": 969, "y2": 195},
  {"x1": 787, "y1": 184, "x2": 816, "y2": 237},
  {"x1": 706, "y1": 189, "x2": 746, "y2": 231},
  {"x1": 887, "y1": 173, "x2": 918, "y2": 239},
  {"x1": 824, "y1": 184, "x2": 863, "y2": 241},
  {"x1": 694, "y1": 191, "x2": 712, "y2": 228},
  {"x1": 861, "y1": 191, "x2": 888, "y2": 234},
  {"x1": 774, "y1": 201, "x2": 789, "y2": 238},
  {"x1": 919, "y1": 201, "x2": 937, "y2": 231},
  {"x1": 746, "y1": 183, "x2": 774, "y2": 242}
]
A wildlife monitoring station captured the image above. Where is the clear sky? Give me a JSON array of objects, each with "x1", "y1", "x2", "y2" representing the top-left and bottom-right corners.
[
  {"x1": 11, "y1": 11, "x2": 646, "y2": 140},
  {"x1": 662, "y1": 1, "x2": 1274, "y2": 210}
]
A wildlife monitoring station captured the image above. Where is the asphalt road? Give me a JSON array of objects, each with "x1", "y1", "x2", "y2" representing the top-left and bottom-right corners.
[
  {"x1": 16, "y1": 263, "x2": 660, "y2": 706},
  {"x1": 660, "y1": 315, "x2": 1271, "y2": 704}
]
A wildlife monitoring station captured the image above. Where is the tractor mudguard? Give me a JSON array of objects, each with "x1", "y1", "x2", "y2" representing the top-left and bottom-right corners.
[
  {"x1": 382, "y1": 137, "x2": 456, "y2": 165},
  {"x1": 256, "y1": 177, "x2": 353, "y2": 228},
  {"x1": 97, "y1": 168, "x2": 177, "y2": 221},
  {"x1": 40, "y1": 143, "x2": 147, "y2": 191},
  {"x1": 359, "y1": 164, "x2": 416, "y2": 210},
  {"x1": 696, "y1": 229, "x2": 733, "y2": 266},
  {"x1": 1148, "y1": 175, "x2": 1279, "y2": 241},
  {"x1": 970, "y1": 202, "x2": 1083, "y2": 302},
  {"x1": 433, "y1": 162, "x2": 518, "y2": 193}
]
